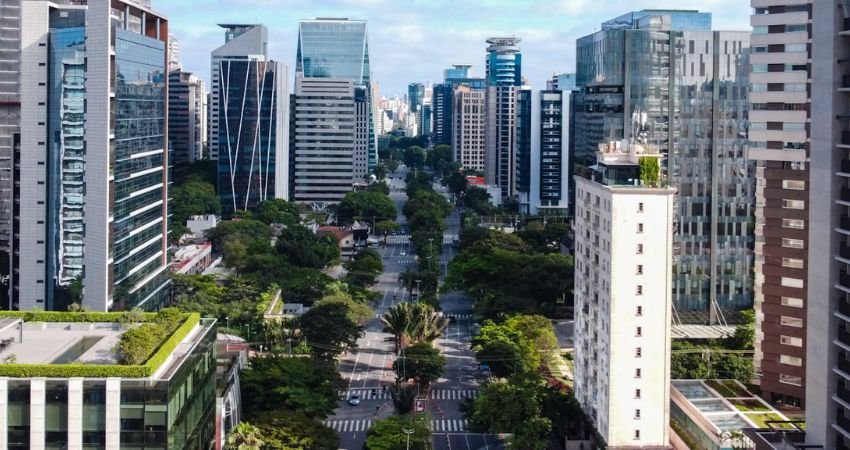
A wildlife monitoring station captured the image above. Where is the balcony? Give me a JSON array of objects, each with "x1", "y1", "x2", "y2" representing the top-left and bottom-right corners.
[
  {"x1": 838, "y1": 383, "x2": 850, "y2": 405},
  {"x1": 838, "y1": 327, "x2": 850, "y2": 348},
  {"x1": 840, "y1": 271, "x2": 850, "y2": 289},
  {"x1": 837, "y1": 414, "x2": 850, "y2": 435},
  {"x1": 842, "y1": 186, "x2": 850, "y2": 203},
  {"x1": 841, "y1": 245, "x2": 850, "y2": 261},
  {"x1": 840, "y1": 301, "x2": 850, "y2": 319},
  {"x1": 842, "y1": 216, "x2": 850, "y2": 233},
  {"x1": 838, "y1": 355, "x2": 850, "y2": 375}
]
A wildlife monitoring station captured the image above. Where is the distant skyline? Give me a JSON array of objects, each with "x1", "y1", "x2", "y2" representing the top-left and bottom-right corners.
[{"x1": 158, "y1": 0, "x2": 750, "y2": 96}]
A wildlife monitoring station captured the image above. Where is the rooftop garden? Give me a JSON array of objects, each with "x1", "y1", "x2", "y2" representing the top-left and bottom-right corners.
[
  {"x1": 729, "y1": 399, "x2": 770, "y2": 412},
  {"x1": 705, "y1": 379, "x2": 750, "y2": 398},
  {"x1": 0, "y1": 308, "x2": 201, "y2": 378},
  {"x1": 745, "y1": 412, "x2": 797, "y2": 430}
]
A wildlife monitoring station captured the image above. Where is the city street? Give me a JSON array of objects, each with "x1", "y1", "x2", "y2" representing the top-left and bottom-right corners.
[{"x1": 327, "y1": 167, "x2": 504, "y2": 449}]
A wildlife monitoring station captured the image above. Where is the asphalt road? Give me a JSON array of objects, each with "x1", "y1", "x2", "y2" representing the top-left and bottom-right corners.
[{"x1": 327, "y1": 167, "x2": 504, "y2": 450}]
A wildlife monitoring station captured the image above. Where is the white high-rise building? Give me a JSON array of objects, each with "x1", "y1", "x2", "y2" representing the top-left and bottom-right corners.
[
  {"x1": 167, "y1": 33, "x2": 180, "y2": 71},
  {"x1": 451, "y1": 85, "x2": 485, "y2": 172},
  {"x1": 573, "y1": 141, "x2": 675, "y2": 448}
]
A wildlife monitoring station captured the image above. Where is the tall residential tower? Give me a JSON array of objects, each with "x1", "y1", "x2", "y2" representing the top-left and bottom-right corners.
[{"x1": 484, "y1": 37, "x2": 522, "y2": 200}]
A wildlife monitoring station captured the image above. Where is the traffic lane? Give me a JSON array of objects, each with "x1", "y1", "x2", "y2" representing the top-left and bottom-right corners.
[
  {"x1": 432, "y1": 433, "x2": 505, "y2": 450},
  {"x1": 338, "y1": 331, "x2": 395, "y2": 389}
]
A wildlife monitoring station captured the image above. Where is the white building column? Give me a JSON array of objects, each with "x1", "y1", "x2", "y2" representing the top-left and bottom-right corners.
[
  {"x1": 67, "y1": 378, "x2": 83, "y2": 450},
  {"x1": 105, "y1": 378, "x2": 121, "y2": 448},
  {"x1": 29, "y1": 378, "x2": 45, "y2": 450}
]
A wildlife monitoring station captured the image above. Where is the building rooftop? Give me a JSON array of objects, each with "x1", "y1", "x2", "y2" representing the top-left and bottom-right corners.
[{"x1": 0, "y1": 319, "x2": 125, "y2": 365}]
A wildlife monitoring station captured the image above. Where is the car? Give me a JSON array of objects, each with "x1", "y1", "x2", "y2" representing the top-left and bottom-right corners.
[
  {"x1": 348, "y1": 394, "x2": 361, "y2": 406},
  {"x1": 400, "y1": 250, "x2": 406, "y2": 256}
]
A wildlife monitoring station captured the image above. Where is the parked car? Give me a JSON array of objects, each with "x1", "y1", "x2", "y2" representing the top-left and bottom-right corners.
[{"x1": 348, "y1": 394, "x2": 361, "y2": 406}]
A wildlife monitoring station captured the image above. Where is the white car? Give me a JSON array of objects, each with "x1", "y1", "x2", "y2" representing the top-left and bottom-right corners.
[
  {"x1": 400, "y1": 250, "x2": 406, "y2": 256},
  {"x1": 348, "y1": 394, "x2": 361, "y2": 406}
]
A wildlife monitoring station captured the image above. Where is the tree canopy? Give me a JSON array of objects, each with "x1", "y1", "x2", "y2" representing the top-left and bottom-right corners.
[
  {"x1": 393, "y1": 342, "x2": 446, "y2": 386},
  {"x1": 337, "y1": 190, "x2": 397, "y2": 225},
  {"x1": 365, "y1": 415, "x2": 432, "y2": 450},
  {"x1": 251, "y1": 411, "x2": 340, "y2": 450},
  {"x1": 300, "y1": 301, "x2": 363, "y2": 359},
  {"x1": 241, "y1": 356, "x2": 342, "y2": 420}
]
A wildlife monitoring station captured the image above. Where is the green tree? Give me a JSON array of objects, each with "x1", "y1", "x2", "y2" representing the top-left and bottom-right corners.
[
  {"x1": 169, "y1": 179, "x2": 221, "y2": 239},
  {"x1": 276, "y1": 225, "x2": 340, "y2": 269},
  {"x1": 299, "y1": 301, "x2": 362, "y2": 359},
  {"x1": 313, "y1": 287, "x2": 373, "y2": 325},
  {"x1": 381, "y1": 303, "x2": 448, "y2": 354},
  {"x1": 445, "y1": 171, "x2": 469, "y2": 195},
  {"x1": 365, "y1": 415, "x2": 432, "y2": 450},
  {"x1": 224, "y1": 422, "x2": 265, "y2": 450},
  {"x1": 374, "y1": 220, "x2": 401, "y2": 245},
  {"x1": 401, "y1": 145, "x2": 427, "y2": 169},
  {"x1": 393, "y1": 342, "x2": 446, "y2": 386},
  {"x1": 391, "y1": 383, "x2": 417, "y2": 414},
  {"x1": 337, "y1": 191, "x2": 397, "y2": 225},
  {"x1": 206, "y1": 219, "x2": 272, "y2": 252},
  {"x1": 463, "y1": 375, "x2": 551, "y2": 450},
  {"x1": 255, "y1": 198, "x2": 300, "y2": 226},
  {"x1": 462, "y1": 186, "x2": 494, "y2": 215},
  {"x1": 222, "y1": 239, "x2": 249, "y2": 274},
  {"x1": 344, "y1": 248, "x2": 383, "y2": 288},
  {"x1": 252, "y1": 411, "x2": 340, "y2": 450},
  {"x1": 639, "y1": 156, "x2": 660, "y2": 186},
  {"x1": 241, "y1": 356, "x2": 342, "y2": 420},
  {"x1": 731, "y1": 310, "x2": 755, "y2": 350}
]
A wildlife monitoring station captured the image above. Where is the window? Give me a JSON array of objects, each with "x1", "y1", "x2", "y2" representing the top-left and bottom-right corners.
[
  {"x1": 636, "y1": 306, "x2": 643, "y2": 316},
  {"x1": 781, "y1": 297, "x2": 804, "y2": 308},
  {"x1": 782, "y1": 218, "x2": 805, "y2": 229},
  {"x1": 782, "y1": 180, "x2": 806, "y2": 190},
  {"x1": 637, "y1": 223, "x2": 644, "y2": 233},
  {"x1": 635, "y1": 409, "x2": 641, "y2": 419},
  {"x1": 636, "y1": 285, "x2": 643, "y2": 295},
  {"x1": 782, "y1": 258, "x2": 804, "y2": 269},
  {"x1": 635, "y1": 348, "x2": 642, "y2": 357},
  {"x1": 780, "y1": 355, "x2": 803, "y2": 366},
  {"x1": 634, "y1": 430, "x2": 641, "y2": 440},
  {"x1": 638, "y1": 202, "x2": 644, "y2": 212},
  {"x1": 781, "y1": 277, "x2": 804, "y2": 288},
  {"x1": 635, "y1": 389, "x2": 641, "y2": 399},
  {"x1": 636, "y1": 265, "x2": 643, "y2": 275},
  {"x1": 636, "y1": 327, "x2": 642, "y2": 337},
  {"x1": 782, "y1": 238, "x2": 805, "y2": 249},
  {"x1": 780, "y1": 335, "x2": 803, "y2": 347},
  {"x1": 781, "y1": 316, "x2": 803, "y2": 328},
  {"x1": 785, "y1": 44, "x2": 807, "y2": 53},
  {"x1": 637, "y1": 244, "x2": 643, "y2": 254},
  {"x1": 782, "y1": 199, "x2": 805, "y2": 209},
  {"x1": 635, "y1": 368, "x2": 641, "y2": 378}
]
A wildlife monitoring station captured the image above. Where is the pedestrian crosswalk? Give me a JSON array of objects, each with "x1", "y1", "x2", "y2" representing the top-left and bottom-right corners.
[
  {"x1": 430, "y1": 389, "x2": 478, "y2": 400},
  {"x1": 323, "y1": 419, "x2": 373, "y2": 432},
  {"x1": 444, "y1": 314, "x2": 473, "y2": 320},
  {"x1": 386, "y1": 234, "x2": 458, "y2": 245},
  {"x1": 338, "y1": 389, "x2": 391, "y2": 400},
  {"x1": 393, "y1": 258, "x2": 449, "y2": 264},
  {"x1": 430, "y1": 419, "x2": 469, "y2": 432}
]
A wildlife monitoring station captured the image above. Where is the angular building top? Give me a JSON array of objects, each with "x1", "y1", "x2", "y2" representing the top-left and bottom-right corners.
[
  {"x1": 601, "y1": 9, "x2": 711, "y2": 31},
  {"x1": 444, "y1": 64, "x2": 472, "y2": 80},
  {"x1": 296, "y1": 18, "x2": 370, "y2": 83},
  {"x1": 485, "y1": 37, "x2": 521, "y2": 87},
  {"x1": 213, "y1": 23, "x2": 267, "y2": 58}
]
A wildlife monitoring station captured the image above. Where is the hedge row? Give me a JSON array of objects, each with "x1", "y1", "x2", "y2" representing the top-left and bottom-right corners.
[
  {"x1": 0, "y1": 311, "x2": 158, "y2": 323},
  {"x1": 0, "y1": 313, "x2": 202, "y2": 378}
]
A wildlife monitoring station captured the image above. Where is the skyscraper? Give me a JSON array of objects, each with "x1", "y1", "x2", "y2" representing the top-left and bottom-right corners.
[
  {"x1": 433, "y1": 65, "x2": 485, "y2": 147},
  {"x1": 0, "y1": 0, "x2": 18, "y2": 272},
  {"x1": 18, "y1": 0, "x2": 171, "y2": 311},
  {"x1": 484, "y1": 37, "x2": 522, "y2": 200},
  {"x1": 408, "y1": 83, "x2": 424, "y2": 113},
  {"x1": 216, "y1": 57, "x2": 288, "y2": 215},
  {"x1": 575, "y1": 10, "x2": 754, "y2": 318},
  {"x1": 296, "y1": 18, "x2": 377, "y2": 173},
  {"x1": 573, "y1": 141, "x2": 675, "y2": 448},
  {"x1": 210, "y1": 24, "x2": 268, "y2": 162},
  {"x1": 167, "y1": 33, "x2": 180, "y2": 72},
  {"x1": 168, "y1": 70, "x2": 207, "y2": 165},
  {"x1": 452, "y1": 85, "x2": 486, "y2": 172},
  {"x1": 748, "y1": 0, "x2": 811, "y2": 409}
]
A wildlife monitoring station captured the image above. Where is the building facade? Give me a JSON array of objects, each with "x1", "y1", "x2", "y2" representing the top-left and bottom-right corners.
[
  {"x1": 17, "y1": 0, "x2": 171, "y2": 312},
  {"x1": 168, "y1": 70, "x2": 207, "y2": 165},
  {"x1": 573, "y1": 142, "x2": 675, "y2": 448},
  {"x1": 433, "y1": 65, "x2": 485, "y2": 148},
  {"x1": 296, "y1": 18, "x2": 377, "y2": 173},
  {"x1": 292, "y1": 77, "x2": 362, "y2": 205},
  {"x1": 575, "y1": 10, "x2": 754, "y2": 317},
  {"x1": 748, "y1": 0, "x2": 811, "y2": 409},
  {"x1": 216, "y1": 58, "x2": 288, "y2": 216},
  {"x1": 451, "y1": 85, "x2": 486, "y2": 172},
  {"x1": 0, "y1": 0, "x2": 17, "y2": 263},
  {"x1": 484, "y1": 37, "x2": 522, "y2": 200},
  {"x1": 209, "y1": 24, "x2": 268, "y2": 162}
]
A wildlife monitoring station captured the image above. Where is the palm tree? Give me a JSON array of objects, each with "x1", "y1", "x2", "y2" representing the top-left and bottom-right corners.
[
  {"x1": 225, "y1": 422, "x2": 264, "y2": 450},
  {"x1": 408, "y1": 303, "x2": 449, "y2": 345},
  {"x1": 382, "y1": 303, "x2": 412, "y2": 354},
  {"x1": 397, "y1": 268, "x2": 418, "y2": 296}
]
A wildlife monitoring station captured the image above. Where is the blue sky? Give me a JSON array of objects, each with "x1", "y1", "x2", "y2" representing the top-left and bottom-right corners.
[{"x1": 158, "y1": 0, "x2": 751, "y2": 96}]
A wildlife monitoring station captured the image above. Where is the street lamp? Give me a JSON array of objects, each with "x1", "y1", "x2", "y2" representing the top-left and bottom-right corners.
[
  {"x1": 403, "y1": 429, "x2": 415, "y2": 450},
  {"x1": 415, "y1": 279, "x2": 421, "y2": 302},
  {"x1": 225, "y1": 316, "x2": 230, "y2": 332}
]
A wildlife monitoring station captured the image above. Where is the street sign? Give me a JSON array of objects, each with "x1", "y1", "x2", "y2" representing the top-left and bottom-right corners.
[{"x1": 415, "y1": 400, "x2": 425, "y2": 412}]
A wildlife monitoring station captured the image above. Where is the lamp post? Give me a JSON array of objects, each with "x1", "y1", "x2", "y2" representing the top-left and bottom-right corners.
[
  {"x1": 415, "y1": 279, "x2": 421, "y2": 302},
  {"x1": 403, "y1": 429, "x2": 415, "y2": 450},
  {"x1": 225, "y1": 316, "x2": 230, "y2": 332}
]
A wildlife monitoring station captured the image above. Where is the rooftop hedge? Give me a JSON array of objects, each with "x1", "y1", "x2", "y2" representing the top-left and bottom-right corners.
[{"x1": 0, "y1": 312, "x2": 202, "y2": 378}]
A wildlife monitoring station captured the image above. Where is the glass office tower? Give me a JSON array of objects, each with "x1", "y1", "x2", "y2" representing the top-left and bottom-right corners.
[
  {"x1": 575, "y1": 10, "x2": 754, "y2": 316},
  {"x1": 296, "y1": 19, "x2": 377, "y2": 172},
  {"x1": 485, "y1": 37, "x2": 522, "y2": 199}
]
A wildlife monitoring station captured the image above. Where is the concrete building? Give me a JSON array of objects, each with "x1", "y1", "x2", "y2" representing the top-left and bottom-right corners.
[
  {"x1": 517, "y1": 89, "x2": 572, "y2": 215},
  {"x1": 575, "y1": 143, "x2": 675, "y2": 448},
  {"x1": 216, "y1": 56, "x2": 288, "y2": 216},
  {"x1": 747, "y1": 0, "x2": 811, "y2": 409},
  {"x1": 17, "y1": 0, "x2": 171, "y2": 312},
  {"x1": 547, "y1": 72, "x2": 577, "y2": 91},
  {"x1": 575, "y1": 10, "x2": 754, "y2": 318},
  {"x1": 433, "y1": 65, "x2": 485, "y2": 147},
  {"x1": 573, "y1": 141, "x2": 675, "y2": 449},
  {"x1": 0, "y1": 0, "x2": 19, "y2": 266},
  {"x1": 292, "y1": 77, "x2": 366, "y2": 205},
  {"x1": 296, "y1": 18, "x2": 378, "y2": 173},
  {"x1": 484, "y1": 37, "x2": 522, "y2": 200},
  {"x1": 0, "y1": 312, "x2": 216, "y2": 449},
  {"x1": 168, "y1": 70, "x2": 207, "y2": 165},
  {"x1": 167, "y1": 32, "x2": 180, "y2": 71},
  {"x1": 451, "y1": 85, "x2": 486, "y2": 172},
  {"x1": 210, "y1": 24, "x2": 268, "y2": 162}
]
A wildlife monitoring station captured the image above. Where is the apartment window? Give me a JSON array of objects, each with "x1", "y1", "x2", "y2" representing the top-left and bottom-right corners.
[
  {"x1": 782, "y1": 199, "x2": 805, "y2": 209},
  {"x1": 635, "y1": 348, "x2": 642, "y2": 357},
  {"x1": 637, "y1": 223, "x2": 643, "y2": 233},
  {"x1": 782, "y1": 180, "x2": 805, "y2": 190},
  {"x1": 638, "y1": 202, "x2": 644, "y2": 213},
  {"x1": 636, "y1": 285, "x2": 643, "y2": 295},
  {"x1": 636, "y1": 327, "x2": 642, "y2": 337},
  {"x1": 635, "y1": 409, "x2": 641, "y2": 419},
  {"x1": 635, "y1": 389, "x2": 641, "y2": 399},
  {"x1": 781, "y1": 238, "x2": 805, "y2": 249},
  {"x1": 781, "y1": 277, "x2": 804, "y2": 288},
  {"x1": 636, "y1": 265, "x2": 643, "y2": 275},
  {"x1": 781, "y1": 258, "x2": 804, "y2": 269},
  {"x1": 785, "y1": 44, "x2": 807, "y2": 53},
  {"x1": 634, "y1": 430, "x2": 641, "y2": 440},
  {"x1": 780, "y1": 316, "x2": 803, "y2": 328},
  {"x1": 780, "y1": 355, "x2": 803, "y2": 367},
  {"x1": 780, "y1": 335, "x2": 803, "y2": 347},
  {"x1": 781, "y1": 297, "x2": 804, "y2": 308},
  {"x1": 636, "y1": 306, "x2": 643, "y2": 316},
  {"x1": 786, "y1": 24, "x2": 806, "y2": 33},
  {"x1": 637, "y1": 244, "x2": 643, "y2": 254},
  {"x1": 782, "y1": 218, "x2": 805, "y2": 230},
  {"x1": 780, "y1": 374, "x2": 803, "y2": 386}
]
